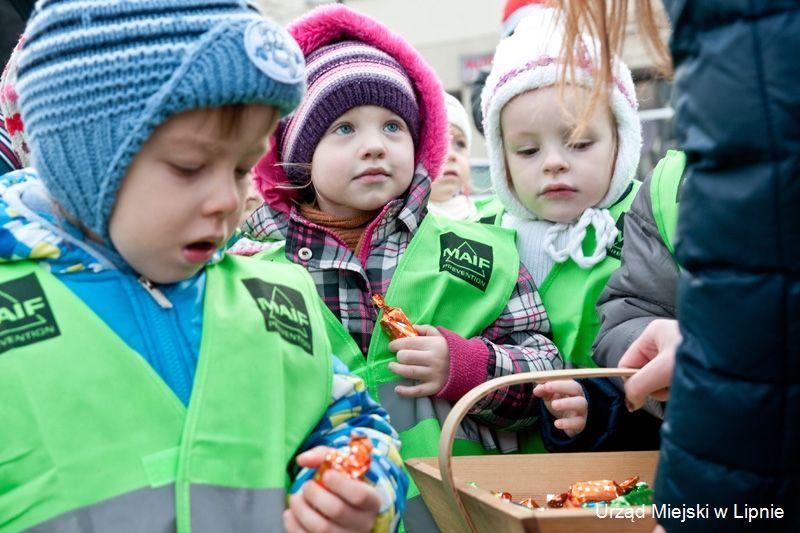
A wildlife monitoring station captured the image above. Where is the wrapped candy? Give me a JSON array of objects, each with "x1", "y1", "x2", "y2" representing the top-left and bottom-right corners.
[
  {"x1": 492, "y1": 491, "x2": 513, "y2": 503},
  {"x1": 607, "y1": 482, "x2": 654, "y2": 507},
  {"x1": 518, "y1": 497, "x2": 540, "y2": 509},
  {"x1": 315, "y1": 433, "x2": 373, "y2": 488},
  {"x1": 372, "y1": 294, "x2": 417, "y2": 340},
  {"x1": 547, "y1": 476, "x2": 642, "y2": 508}
]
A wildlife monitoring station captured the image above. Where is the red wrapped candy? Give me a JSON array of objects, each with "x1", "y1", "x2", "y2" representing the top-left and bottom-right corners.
[
  {"x1": 547, "y1": 476, "x2": 640, "y2": 508},
  {"x1": 315, "y1": 433, "x2": 373, "y2": 487},
  {"x1": 372, "y1": 294, "x2": 417, "y2": 340},
  {"x1": 492, "y1": 491, "x2": 513, "y2": 503}
]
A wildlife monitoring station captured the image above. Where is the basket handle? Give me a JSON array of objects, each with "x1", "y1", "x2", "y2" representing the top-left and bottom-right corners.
[{"x1": 437, "y1": 367, "x2": 638, "y2": 532}]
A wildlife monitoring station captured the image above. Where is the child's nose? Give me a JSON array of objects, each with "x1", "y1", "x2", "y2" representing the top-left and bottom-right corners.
[
  {"x1": 204, "y1": 175, "x2": 240, "y2": 217},
  {"x1": 542, "y1": 149, "x2": 569, "y2": 174},
  {"x1": 359, "y1": 131, "x2": 386, "y2": 159}
]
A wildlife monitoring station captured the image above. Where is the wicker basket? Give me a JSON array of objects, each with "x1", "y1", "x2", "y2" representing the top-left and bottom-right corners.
[{"x1": 406, "y1": 368, "x2": 659, "y2": 533}]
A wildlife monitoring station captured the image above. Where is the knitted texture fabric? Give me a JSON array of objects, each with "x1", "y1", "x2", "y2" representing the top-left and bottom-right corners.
[
  {"x1": 502, "y1": 212, "x2": 566, "y2": 287},
  {"x1": 482, "y1": 6, "x2": 641, "y2": 222},
  {"x1": 298, "y1": 202, "x2": 376, "y2": 254},
  {"x1": 279, "y1": 40, "x2": 419, "y2": 188},
  {"x1": 16, "y1": 0, "x2": 307, "y2": 241}
]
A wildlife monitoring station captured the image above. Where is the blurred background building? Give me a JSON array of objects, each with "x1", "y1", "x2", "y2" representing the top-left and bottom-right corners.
[{"x1": 255, "y1": 0, "x2": 674, "y2": 181}]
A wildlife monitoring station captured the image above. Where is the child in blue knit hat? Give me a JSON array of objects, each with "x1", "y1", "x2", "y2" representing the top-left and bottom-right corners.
[{"x1": 0, "y1": 1, "x2": 407, "y2": 531}]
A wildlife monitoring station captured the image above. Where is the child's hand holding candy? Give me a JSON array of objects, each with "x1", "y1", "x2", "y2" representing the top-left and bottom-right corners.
[
  {"x1": 388, "y1": 325, "x2": 450, "y2": 398},
  {"x1": 285, "y1": 436, "x2": 381, "y2": 533}
]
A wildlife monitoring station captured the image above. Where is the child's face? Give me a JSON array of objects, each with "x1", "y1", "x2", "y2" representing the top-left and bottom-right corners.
[
  {"x1": 310, "y1": 105, "x2": 415, "y2": 218},
  {"x1": 440, "y1": 124, "x2": 472, "y2": 194},
  {"x1": 501, "y1": 86, "x2": 617, "y2": 222},
  {"x1": 109, "y1": 105, "x2": 279, "y2": 283}
]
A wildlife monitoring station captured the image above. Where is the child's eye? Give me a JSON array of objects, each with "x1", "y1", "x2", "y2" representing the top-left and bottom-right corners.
[
  {"x1": 234, "y1": 168, "x2": 251, "y2": 180},
  {"x1": 455, "y1": 140, "x2": 468, "y2": 151},
  {"x1": 384, "y1": 121, "x2": 401, "y2": 133},
  {"x1": 169, "y1": 163, "x2": 203, "y2": 177},
  {"x1": 568, "y1": 140, "x2": 593, "y2": 150},
  {"x1": 333, "y1": 123, "x2": 354, "y2": 135},
  {"x1": 516, "y1": 147, "x2": 539, "y2": 157}
]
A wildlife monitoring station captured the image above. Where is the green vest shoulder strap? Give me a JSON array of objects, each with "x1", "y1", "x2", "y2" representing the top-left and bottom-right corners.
[
  {"x1": 650, "y1": 150, "x2": 686, "y2": 255},
  {"x1": 0, "y1": 257, "x2": 331, "y2": 532},
  {"x1": 473, "y1": 195, "x2": 505, "y2": 226},
  {"x1": 256, "y1": 240, "x2": 288, "y2": 262},
  {"x1": 538, "y1": 181, "x2": 641, "y2": 368}
]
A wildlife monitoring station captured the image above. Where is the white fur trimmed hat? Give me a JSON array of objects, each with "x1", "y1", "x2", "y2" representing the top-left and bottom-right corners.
[{"x1": 481, "y1": 7, "x2": 641, "y2": 221}]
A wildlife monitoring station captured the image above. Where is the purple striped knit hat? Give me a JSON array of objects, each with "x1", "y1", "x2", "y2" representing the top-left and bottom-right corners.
[{"x1": 279, "y1": 40, "x2": 420, "y2": 186}]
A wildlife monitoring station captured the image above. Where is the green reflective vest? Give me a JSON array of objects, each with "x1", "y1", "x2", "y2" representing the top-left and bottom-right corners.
[
  {"x1": 473, "y1": 196, "x2": 505, "y2": 225},
  {"x1": 651, "y1": 149, "x2": 686, "y2": 255},
  {"x1": 477, "y1": 186, "x2": 640, "y2": 454},
  {"x1": 479, "y1": 183, "x2": 640, "y2": 368},
  {"x1": 260, "y1": 213, "x2": 519, "y2": 531},
  {"x1": 0, "y1": 256, "x2": 332, "y2": 532}
]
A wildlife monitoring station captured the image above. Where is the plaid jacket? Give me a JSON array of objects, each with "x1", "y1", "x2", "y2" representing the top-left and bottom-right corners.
[{"x1": 243, "y1": 170, "x2": 562, "y2": 430}]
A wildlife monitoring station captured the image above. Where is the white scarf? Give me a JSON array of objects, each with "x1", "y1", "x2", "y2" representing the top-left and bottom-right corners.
[{"x1": 503, "y1": 208, "x2": 618, "y2": 287}]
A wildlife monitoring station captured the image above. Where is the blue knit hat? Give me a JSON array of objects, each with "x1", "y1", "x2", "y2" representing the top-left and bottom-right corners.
[{"x1": 16, "y1": 0, "x2": 306, "y2": 241}]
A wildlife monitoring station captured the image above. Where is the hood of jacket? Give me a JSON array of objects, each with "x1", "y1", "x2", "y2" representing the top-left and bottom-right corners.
[{"x1": 0, "y1": 170, "x2": 113, "y2": 272}]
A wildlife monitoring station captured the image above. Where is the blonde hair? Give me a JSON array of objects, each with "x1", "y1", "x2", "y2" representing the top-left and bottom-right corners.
[{"x1": 555, "y1": 0, "x2": 672, "y2": 137}]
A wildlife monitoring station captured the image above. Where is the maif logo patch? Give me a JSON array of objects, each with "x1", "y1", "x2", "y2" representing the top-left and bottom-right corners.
[
  {"x1": 243, "y1": 279, "x2": 313, "y2": 355},
  {"x1": 439, "y1": 233, "x2": 493, "y2": 291},
  {"x1": 0, "y1": 274, "x2": 60, "y2": 353}
]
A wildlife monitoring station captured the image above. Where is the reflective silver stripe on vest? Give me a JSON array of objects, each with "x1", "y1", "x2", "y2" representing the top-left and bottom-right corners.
[
  {"x1": 377, "y1": 382, "x2": 491, "y2": 447},
  {"x1": 190, "y1": 484, "x2": 285, "y2": 533},
  {"x1": 402, "y1": 495, "x2": 440, "y2": 533},
  {"x1": 27, "y1": 485, "x2": 175, "y2": 532}
]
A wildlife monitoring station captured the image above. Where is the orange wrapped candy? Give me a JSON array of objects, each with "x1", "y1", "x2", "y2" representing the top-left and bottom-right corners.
[
  {"x1": 315, "y1": 433, "x2": 373, "y2": 488},
  {"x1": 547, "y1": 476, "x2": 639, "y2": 508},
  {"x1": 518, "y1": 497, "x2": 540, "y2": 509},
  {"x1": 372, "y1": 294, "x2": 417, "y2": 340}
]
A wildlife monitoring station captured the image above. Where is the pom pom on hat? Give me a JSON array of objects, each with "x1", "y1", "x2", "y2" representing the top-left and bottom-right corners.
[{"x1": 501, "y1": 0, "x2": 549, "y2": 37}]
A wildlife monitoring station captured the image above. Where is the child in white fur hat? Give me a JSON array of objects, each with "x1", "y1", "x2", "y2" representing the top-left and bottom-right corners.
[{"x1": 480, "y1": 6, "x2": 643, "y2": 445}]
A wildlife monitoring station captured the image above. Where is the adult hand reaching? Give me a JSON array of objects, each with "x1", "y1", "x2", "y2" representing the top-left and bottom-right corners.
[{"x1": 618, "y1": 319, "x2": 681, "y2": 411}]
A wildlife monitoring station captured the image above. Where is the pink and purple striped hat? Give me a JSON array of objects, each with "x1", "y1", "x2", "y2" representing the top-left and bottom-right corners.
[{"x1": 278, "y1": 40, "x2": 420, "y2": 189}]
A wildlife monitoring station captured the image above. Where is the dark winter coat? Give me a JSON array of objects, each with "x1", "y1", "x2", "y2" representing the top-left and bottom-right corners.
[{"x1": 656, "y1": 1, "x2": 800, "y2": 530}]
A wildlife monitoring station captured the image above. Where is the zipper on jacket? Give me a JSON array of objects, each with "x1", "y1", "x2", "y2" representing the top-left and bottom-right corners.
[{"x1": 138, "y1": 276, "x2": 173, "y2": 309}]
